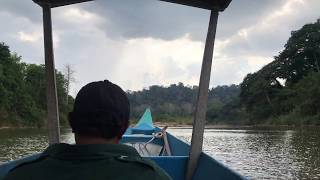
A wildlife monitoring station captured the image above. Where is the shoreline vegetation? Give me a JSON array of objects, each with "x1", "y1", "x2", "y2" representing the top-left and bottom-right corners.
[
  {"x1": 1, "y1": 20, "x2": 320, "y2": 128},
  {"x1": 1, "y1": 123, "x2": 320, "y2": 131}
]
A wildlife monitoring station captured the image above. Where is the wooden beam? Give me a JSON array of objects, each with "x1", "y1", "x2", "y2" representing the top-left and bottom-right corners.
[
  {"x1": 186, "y1": 10, "x2": 219, "y2": 180},
  {"x1": 159, "y1": 0, "x2": 232, "y2": 11},
  {"x1": 42, "y1": 5, "x2": 60, "y2": 144},
  {"x1": 33, "y1": 0, "x2": 93, "y2": 8},
  {"x1": 33, "y1": 0, "x2": 231, "y2": 10}
]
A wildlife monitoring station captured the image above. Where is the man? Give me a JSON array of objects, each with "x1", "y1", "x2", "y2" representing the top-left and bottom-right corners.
[{"x1": 5, "y1": 80, "x2": 171, "y2": 180}]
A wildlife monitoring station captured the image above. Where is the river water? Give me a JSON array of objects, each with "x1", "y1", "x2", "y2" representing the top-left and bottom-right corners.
[{"x1": 0, "y1": 127, "x2": 319, "y2": 179}]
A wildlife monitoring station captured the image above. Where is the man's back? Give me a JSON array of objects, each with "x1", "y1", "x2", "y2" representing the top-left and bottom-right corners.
[
  {"x1": 5, "y1": 143, "x2": 171, "y2": 180},
  {"x1": 5, "y1": 81, "x2": 171, "y2": 180}
]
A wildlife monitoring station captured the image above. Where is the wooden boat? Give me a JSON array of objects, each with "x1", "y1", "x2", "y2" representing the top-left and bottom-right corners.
[
  {"x1": 125, "y1": 109, "x2": 246, "y2": 180},
  {"x1": 0, "y1": 109, "x2": 245, "y2": 179},
  {"x1": 0, "y1": 0, "x2": 247, "y2": 179}
]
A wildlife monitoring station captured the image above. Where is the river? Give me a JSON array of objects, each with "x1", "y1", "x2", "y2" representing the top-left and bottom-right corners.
[{"x1": 0, "y1": 127, "x2": 319, "y2": 179}]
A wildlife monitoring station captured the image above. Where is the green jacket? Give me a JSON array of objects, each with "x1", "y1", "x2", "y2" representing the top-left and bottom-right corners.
[{"x1": 4, "y1": 143, "x2": 172, "y2": 180}]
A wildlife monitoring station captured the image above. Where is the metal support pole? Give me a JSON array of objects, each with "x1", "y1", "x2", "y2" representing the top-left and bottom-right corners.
[
  {"x1": 186, "y1": 10, "x2": 219, "y2": 180},
  {"x1": 42, "y1": 5, "x2": 60, "y2": 144}
]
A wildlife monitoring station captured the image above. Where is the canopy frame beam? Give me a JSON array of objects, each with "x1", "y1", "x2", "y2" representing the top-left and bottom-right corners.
[
  {"x1": 42, "y1": 5, "x2": 60, "y2": 144},
  {"x1": 186, "y1": 10, "x2": 219, "y2": 180}
]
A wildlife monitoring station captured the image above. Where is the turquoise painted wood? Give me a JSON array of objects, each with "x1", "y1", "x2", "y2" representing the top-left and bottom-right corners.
[{"x1": 131, "y1": 108, "x2": 155, "y2": 135}]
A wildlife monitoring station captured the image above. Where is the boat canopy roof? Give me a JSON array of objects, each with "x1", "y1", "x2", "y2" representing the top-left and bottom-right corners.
[
  {"x1": 32, "y1": 0, "x2": 93, "y2": 8},
  {"x1": 160, "y1": 0, "x2": 231, "y2": 11},
  {"x1": 33, "y1": 0, "x2": 232, "y2": 11}
]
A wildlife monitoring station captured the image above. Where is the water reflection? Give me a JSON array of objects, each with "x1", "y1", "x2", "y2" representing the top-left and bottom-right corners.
[
  {"x1": 0, "y1": 128, "x2": 74, "y2": 163},
  {"x1": 60, "y1": 129, "x2": 75, "y2": 144},
  {"x1": 168, "y1": 128, "x2": 320, "y2": 180},
  {"x1": 0, "y1": 128, "x2": 48, "y2": 162},
  {"x1": 0, "y1": 127, "x2": 319, "y2": 179}
]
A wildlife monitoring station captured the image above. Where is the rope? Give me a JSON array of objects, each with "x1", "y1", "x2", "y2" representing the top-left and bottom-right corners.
[{"x1": 143, "y1": 126, "x2": 172, "y2": 156}]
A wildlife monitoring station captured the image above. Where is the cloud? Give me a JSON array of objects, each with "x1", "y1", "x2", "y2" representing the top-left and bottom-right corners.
[
  {"x1": 0, "y1": 0, "x2": 320, "y2": 95},
  {"x1": 82, "y1": 0, "x2": 209, "y2": 41},
  {"x1": 0, "y1": 11, "x2": 43, "y2": 64},
  {"x1": 18, "y1": 31, "x2": 42, "y2": 42},
  {"x1": 0, "y1": 1, "x2": 41, "y2": 22},
  {"x1": 211, "y1": 0, "x2": 320, "y2": 85},
  {"x1": 56, "y1": 32, "x2": 205, "y2": 94},
  {"x1": 114, "y1": 35, "x2": 204, "y2": 90}
]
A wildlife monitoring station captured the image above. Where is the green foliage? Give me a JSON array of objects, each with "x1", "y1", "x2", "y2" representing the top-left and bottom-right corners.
[
  {"x1": 240, "y1": 70, "x2": 283, "y2": 120},
  {"x1": 240, "y1": 20, "x2": 320, "y2": 125},
  {"x1": 0, "y1": 42, "x2": 73, "y2": 127},
  {"x1": 291, "y1": 72, "x2": 320, "y2": 117},
  {"x1": 275, "y1": 22, "x2": 320, "y2": 85},
  {"x1": 207, "y1": 99, "x2": 224, "y2": 120},
  {"x1": 128, "y1": 83, "x2": 197, "y2": 119},
  {"x1": 128, "y1": 83, "x2": 243, "y2": 124}
]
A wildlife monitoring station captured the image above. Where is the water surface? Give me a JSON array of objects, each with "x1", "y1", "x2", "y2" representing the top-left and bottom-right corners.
[
  {"x1": 168, "y1": 128, "x2": 320, "y2": 179},
  {"x1": 0, "y1": 127, "x2": 319, "y2": 179}
]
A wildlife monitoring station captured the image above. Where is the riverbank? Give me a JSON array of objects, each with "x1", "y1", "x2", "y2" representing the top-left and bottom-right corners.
[
  {"x1": 156, "y1": 123, "x2": 320, "y2": 130},
  {"x1": 2, "y1": 123, "x2": 319, "y2": 130}
]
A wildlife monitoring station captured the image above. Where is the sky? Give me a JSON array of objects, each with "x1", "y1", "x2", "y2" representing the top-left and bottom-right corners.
[{"x1": 0, "y1": 0, "x2": 319, "y2": 96}]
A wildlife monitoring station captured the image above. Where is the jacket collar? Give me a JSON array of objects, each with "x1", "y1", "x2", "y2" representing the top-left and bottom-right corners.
[{"x1": 44, "y1": 143, "x2": 140, "y2": 160}]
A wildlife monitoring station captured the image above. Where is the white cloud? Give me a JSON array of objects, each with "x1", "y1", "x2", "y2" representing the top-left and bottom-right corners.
[
  {"x1": 58, "y1": 32, "x2": 205, "y2": 95},
  {"x1": 0, "y1": 11, "x2": 43, "y2": 64},
  {"x1": 115, "y1": 35, "x2": 204, "y2": 90},
  {"x1": 212, "y1": 0, "x2": 319, "y2": 85},
  {"x1": 18, "y1": 31, "x2": 42, "y2": 42},
  {"x1": 246, "y1": 55, "x2": 273, "y2": 72},
  {"x1": 55, "y1": 6, "x2": 104, "y2": 26}
]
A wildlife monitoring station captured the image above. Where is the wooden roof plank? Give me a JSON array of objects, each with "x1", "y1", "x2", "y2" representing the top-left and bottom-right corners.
[
  {"x1": 159, "y1": 0, "x2": 232, "y2": 11},
  {"x1": 33, "y1": 0, "x2": 93, "y2": 8},
  {"x1": 33, "y1": 0, "x2": 232, "y2": 11}
]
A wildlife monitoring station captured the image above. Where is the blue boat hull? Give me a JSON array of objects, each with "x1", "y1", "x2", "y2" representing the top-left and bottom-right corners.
[{"x1": 144, "y1": 128, "x2": 246, "y2": 180}]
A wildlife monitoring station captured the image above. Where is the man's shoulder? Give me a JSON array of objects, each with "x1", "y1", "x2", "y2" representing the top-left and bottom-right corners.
[
  {"x1": 115, "y1": 155, "x2": 172, "y2": 180},
  {"x1": 4, "y1": 143, "x2": 172, "y2": 180},
  {"x1": 5, "y1": 154, "x2": 171, "y2": 180},
  {"x1": 4, "y1": 155, "x2": 47, "y2": 180}
]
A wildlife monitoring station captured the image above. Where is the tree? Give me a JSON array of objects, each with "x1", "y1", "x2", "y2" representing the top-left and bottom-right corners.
[
  {"x1": 207, "y1": 99, "x2": 223, "y2": 120},
  {"x1": 63, "y1": 64, "x2": 75, "y2": 105},
  {"x1": 0, "y1": 43, "x2": 27, "y2": 124},
  {"x1": 239, "y1": 20, "x2": 320, "y2": 123},
  {"x1": 240, "y1": 68, "x2": 283, "y2": 121},
  {"x1": 127, "y1": 82, "x2": 243, "y2": 124},
  {"x1": 0, "y1": 42, "x2": 74, "y2": 127},
  {"x1": 291, "y1": 72, "x2": 320, "y2": 117},
  {"x1": 274, "y1": 22, "x2": 320, "y2": 85}
]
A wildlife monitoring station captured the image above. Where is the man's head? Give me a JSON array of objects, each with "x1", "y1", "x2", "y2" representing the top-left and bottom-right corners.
[{"x1": 69, "y1": 80, "x2": 130, "y2": 144}]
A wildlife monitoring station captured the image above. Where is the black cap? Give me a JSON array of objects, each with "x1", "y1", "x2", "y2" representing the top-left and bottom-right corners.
[{"x1": 69, "y1": 80, "x2": 130, "y2": 139}]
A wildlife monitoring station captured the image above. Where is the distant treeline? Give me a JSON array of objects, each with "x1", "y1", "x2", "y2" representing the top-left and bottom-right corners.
[
  {"x1": 128, "y1": 83, "x2": 243, "y2": 124},
  {"x1": 1, "y1": 20, "x2": 319, "y2": 127},
  {"x1": 0, "y1": 43, "x2": 73, "y2": 127}
]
